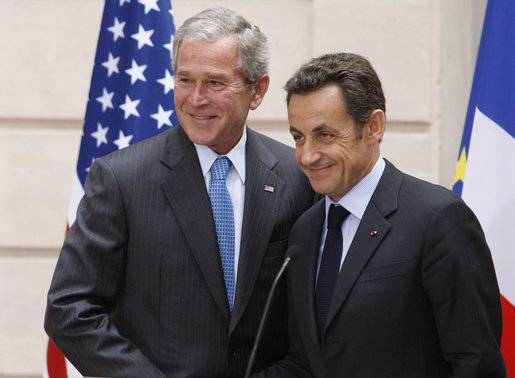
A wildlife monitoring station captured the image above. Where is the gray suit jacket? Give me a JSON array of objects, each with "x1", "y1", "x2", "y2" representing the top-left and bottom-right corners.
[
  {"x1": 260, "y1": 160, "x2": 506, "y2": 378},
  {"x1": 44, "y1": 126, "x2": 315, "y2": 377}
]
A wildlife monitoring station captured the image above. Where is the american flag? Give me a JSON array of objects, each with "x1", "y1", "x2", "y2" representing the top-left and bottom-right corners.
[{"x1": 45, "y1": 0, "x2": 176, "y2": 376}]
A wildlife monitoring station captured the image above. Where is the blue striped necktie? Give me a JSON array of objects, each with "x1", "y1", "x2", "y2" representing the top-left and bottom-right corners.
[
  {"x1": 315, "y1": 204, "x2": 350, "y2": 335},
  {"x1": 208, "y1": 156, "x2": 235, "y2": 312}
]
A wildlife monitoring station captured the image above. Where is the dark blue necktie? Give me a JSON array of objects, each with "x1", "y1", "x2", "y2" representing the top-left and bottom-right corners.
[
  {"x1": 315, "y1": 204, "x2": 350, "y2": 335},
  {"x1": 208, "y1": 157, "x2": 235, "y2": 312}
]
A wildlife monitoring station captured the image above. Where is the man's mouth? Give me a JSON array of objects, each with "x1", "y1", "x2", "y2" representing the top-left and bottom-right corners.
[
  {"x1": 307, "y1": 163, "x2": 333, "y2": 175},
  {"x1": 193, "y1": 115, "x2": 216, "y2": 120}
]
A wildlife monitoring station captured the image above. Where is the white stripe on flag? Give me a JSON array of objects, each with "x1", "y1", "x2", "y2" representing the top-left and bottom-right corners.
[
  {"x1": 462, "y1": 107, "x2": 515, "y2": 304},
  {"x1": 67, "y1": 173, "x2": 85, "y2": 226},
  {"x1": 65, "y1": 359, "x2": 82, "y2": 377}
]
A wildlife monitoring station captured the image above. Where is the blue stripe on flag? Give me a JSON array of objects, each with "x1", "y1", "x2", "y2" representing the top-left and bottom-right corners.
[
  {"x1": 453, "y1": 0, "x2": 515, "y2": 195},
  {"x1": 472, "y1": 1, "x2": 515, "y2": 137}
]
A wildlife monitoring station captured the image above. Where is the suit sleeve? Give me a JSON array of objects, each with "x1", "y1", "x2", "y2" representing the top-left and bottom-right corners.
[
  {"x1": 254, "y1": 253, "x2": 314, "y2": 377},
  {"x1": 44, "y1": 158, "x2": 165, "y2": 377},
  {"x1": 422, "y1": 196, "x2": 506, "y2": 377}
]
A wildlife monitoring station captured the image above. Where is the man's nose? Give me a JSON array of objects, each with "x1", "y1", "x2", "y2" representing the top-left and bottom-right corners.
[
  {"x1": 189, "y1": 82, "x2": 209, "y2": 106},
  {"x1": 299, "y1": 140, "x2": 321, "y2": 166}
]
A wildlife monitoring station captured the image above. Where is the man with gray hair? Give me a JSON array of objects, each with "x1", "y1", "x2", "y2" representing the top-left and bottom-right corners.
[{"x1": 45, "y1": 7, "x2": 314, "y2": 377}]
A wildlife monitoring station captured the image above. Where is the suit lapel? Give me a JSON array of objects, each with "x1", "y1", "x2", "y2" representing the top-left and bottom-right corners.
[
  {"x1": 324, "y1": 161, "x2": 401, "y2": 334},
  {"x1": 160, "y1": 127, "x2": 231, "y2": 321},
  {"x1": 230, "y1": 130, "x2": 286, "y2": 332}
]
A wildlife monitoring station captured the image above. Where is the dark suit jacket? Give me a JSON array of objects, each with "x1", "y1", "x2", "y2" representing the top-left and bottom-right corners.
[
  {"x1": 44, "y1": 126, "x2": 315, "y2": 377},
  {"x1": 260, "y1": 160, "x2": 506, "y2": 378}
]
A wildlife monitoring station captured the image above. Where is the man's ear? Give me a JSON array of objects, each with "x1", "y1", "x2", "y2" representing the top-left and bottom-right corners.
[
  {"x1": 249, "y1": 74, "x2": 270, "y2": 110},
  {"x1": 365, "y1": 109, "x2": 386, "y2": 143}
]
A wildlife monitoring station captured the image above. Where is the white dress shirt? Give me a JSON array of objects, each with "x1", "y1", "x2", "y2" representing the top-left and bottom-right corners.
[
  {"x1": 317, "y1": 157, "x2": 386, "y2": 280},
  {"x1": 194, "y1": 127, "x2": 247, "y2": 289}
]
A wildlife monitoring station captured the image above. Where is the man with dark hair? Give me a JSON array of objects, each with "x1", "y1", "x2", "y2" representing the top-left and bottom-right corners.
[
  {"x1": 259, "y1": 52, "x2": 506, "y2": 377},
  {"x1": 44, "y1": 8, "x2": 315, "y2": 377}
]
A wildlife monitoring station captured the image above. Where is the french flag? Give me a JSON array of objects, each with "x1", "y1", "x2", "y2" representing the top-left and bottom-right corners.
[{"x1": 452, "y1": 0, "x2": 515, "y2": 375}]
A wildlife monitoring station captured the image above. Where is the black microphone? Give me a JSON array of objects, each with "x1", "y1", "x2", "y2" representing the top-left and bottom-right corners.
[{"x1": 244, "y1": 246, "x2": 300, "y2": 378}]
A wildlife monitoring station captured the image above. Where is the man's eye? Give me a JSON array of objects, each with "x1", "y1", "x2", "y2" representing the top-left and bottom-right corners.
[
  {"x1": 209, "y1": 80, "x2": 222, "y2": 86},
  {"x1": 178, "y1": 77, "x2": 191, "y2": 84},
  {"x1": 292, "y1": 134, "x2": 303, "y2": 142},
  {"x1": 321, "y1": 133, "x2": 332, "y2": 139}
]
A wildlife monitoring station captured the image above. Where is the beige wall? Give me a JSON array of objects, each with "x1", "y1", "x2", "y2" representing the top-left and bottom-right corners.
[{"x1": 0, "y1": 0, "x2": 486, "y2": 376}]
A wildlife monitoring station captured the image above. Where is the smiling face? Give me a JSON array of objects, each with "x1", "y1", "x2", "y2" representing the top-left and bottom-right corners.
[
  {"x1": 288, "y1": 84, "x2": 384, "y2": 202},
  {"x1": 174, "y1": 35, "x2": 269, "y2": 154}
]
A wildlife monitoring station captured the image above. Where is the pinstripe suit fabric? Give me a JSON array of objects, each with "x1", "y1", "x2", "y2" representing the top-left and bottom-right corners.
[{"x1": 44, "y1": 125, "x2": 315, "y2": 377}]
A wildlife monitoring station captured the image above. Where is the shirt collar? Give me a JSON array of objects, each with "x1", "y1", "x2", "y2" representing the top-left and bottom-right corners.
[
  {"x1": 325, "y1": 156, "x2": 385, "y2": 220},
  {"x1": 194, "y1": 126, "x2": 247, "y2": 184}
]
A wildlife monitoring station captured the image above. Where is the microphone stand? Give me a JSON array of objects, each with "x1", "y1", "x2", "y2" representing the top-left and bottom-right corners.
[{"x1": 243, "y1": 247, "x2": 299, "y2": 378}]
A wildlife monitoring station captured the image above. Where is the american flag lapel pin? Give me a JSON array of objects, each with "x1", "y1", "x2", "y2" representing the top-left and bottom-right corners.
[
  {"x1": 370, "y1": 230, "x2": 378, "y2": 237},
  {"x1": 264, "y1": 185, "x2": 275, "y2": 193}
]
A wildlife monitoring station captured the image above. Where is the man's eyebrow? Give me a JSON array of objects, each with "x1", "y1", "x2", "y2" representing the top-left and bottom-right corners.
[
  {"x1": 205, "y1": 73, "x2": 229, "y2": 81},
  {"x1": 174, "y1": 70, "x2": 229, "y2": 81},
  {"x1": 312, "y1": 124, "x2": 335, "y2": 132},
  {"x1": 290, "y1": 124, "x2": 335, "y2": 133},
  {"x1": 174, "y1": 69, "x2": 190, "y2": 76}
]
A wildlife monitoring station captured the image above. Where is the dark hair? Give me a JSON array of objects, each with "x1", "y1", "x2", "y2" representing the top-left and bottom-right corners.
[{"x1": 285, "y1": 53, "x2": 385, "y2": 131}]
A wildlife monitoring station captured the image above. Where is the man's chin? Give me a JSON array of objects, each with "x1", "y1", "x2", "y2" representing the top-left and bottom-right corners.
[
  {"x1": 182, "y1": 127, "x2": 214, "y2": 145},
  {"x1": 308, "y1": 183, "x2": 330, "y2": 197}
]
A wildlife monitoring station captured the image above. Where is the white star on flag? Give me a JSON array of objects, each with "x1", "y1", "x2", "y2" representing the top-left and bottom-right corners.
[
  {"x1": 114, "y1": 130, "x2": 134, "y2": 150},
  {"x1": 102, "y1": 53, "x2": 120, "y2": 77},
  {"x1": 107, "y1": 17, "x2": 126, "y2": 41},
  {"x1": 132, "y1": 25, "x2": 154, "y2": 49},
  {"x1": 96, "y1": 87, "x2": 114, "y2": 112},
  {"x1": 91, "y1": 123, "x2": 109, "y2": 147},
  {"x1": 125, "y1": 59, "x2": 147, "y2": 84},
  {"x1": 157, "y1": 70, "x2": 174, "y2": 94},
  {"x1": 151, "y1": 104, "x2": 174, "y2": 129},
  {"x1": 119, "y1": 95, "x2": 140, "y2": 119},
  {"x1": 119, "y1": 0, "x2": 131, "y2": 6},
  {"x1": 138, "y1": 0, "x2": 160, "y2": 14}
]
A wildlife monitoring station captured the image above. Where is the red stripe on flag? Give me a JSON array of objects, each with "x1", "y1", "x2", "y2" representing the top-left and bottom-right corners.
[
  {"x1": 501, "y1": 295, "x2": 515, "y2": 376},
  {"x1": 46, "y1": 339, "x2": 68, "y2": 378}
]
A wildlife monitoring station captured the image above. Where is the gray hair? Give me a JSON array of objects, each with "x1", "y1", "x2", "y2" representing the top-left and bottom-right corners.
[{"x1": 172, "y1": 7, "x2": 270, "y2": 85}]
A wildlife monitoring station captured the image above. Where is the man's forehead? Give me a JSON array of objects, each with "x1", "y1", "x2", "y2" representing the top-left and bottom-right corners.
[
  {"x1": 175, "y1": 38, "x2": 240, "y2": 77},
  {"x1": 179, "y1": 34, "x2": 239, "y2": 55}
]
